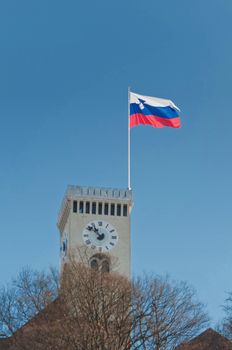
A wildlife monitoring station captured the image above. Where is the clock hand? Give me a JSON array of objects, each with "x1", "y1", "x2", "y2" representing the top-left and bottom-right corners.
[
  {"x1": 92, "y1": 224, "x2": 105, "y2": 240},
  {"x1": 87, "y1": 223, "x2": 99, "y2": 233},
  {"x1": 92, "y1": 223, "x2": 101, "y2": 236},
  {"x1": 97, "y1": 233, "x2": 105, "y2": 241},
  {"x1": 95, "y1": 229, "x2": 102, "y2": 238},
  {"x1": 86, "y1": 223, "x2": 104, "y2": 240},
  {"x1": 92, "y1": 223, "x2": 98, "y2": 232},
  {"x1": 87, "y1": 223, "x2": 101, "y2": 237}
]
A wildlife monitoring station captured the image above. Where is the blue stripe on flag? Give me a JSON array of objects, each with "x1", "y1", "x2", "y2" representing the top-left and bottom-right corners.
[{"x1": 130, "y1": 103, "x2": 179, "y2": 119}]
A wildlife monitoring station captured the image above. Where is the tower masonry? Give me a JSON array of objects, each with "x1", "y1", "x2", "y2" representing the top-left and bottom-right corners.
[{"x1": 57, "y1": 185, "x2": 133, "y2": 277}]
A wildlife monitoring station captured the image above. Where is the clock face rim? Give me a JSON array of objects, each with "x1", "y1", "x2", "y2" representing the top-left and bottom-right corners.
[{"x1": 82, "y1": 220, "x2": 118, "y2": 252}]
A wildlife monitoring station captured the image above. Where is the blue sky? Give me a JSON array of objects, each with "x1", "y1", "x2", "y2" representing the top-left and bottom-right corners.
[{"x1": 1, "y1": 0, "x2": 232, "y2": 325}]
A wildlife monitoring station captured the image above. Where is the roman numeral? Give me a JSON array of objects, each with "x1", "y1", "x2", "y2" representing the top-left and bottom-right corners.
[
  {"x1": 111, "y1": 236, "x2": 117, "y2": 239},
  {"x1": 105, "y1": 246, "x2": 109, "y2": 250},
  {"x1": 85, "y1": 239, "x2": 91, "y2": 245},
  {"x1": 83, "y1": 234, "x2": 89, "y2": 237},
  {"x1": 110, "y1": 242, "x2": 114, "y2": 246},
  {"x1": 98, "y1": 221, "x2": 102, "y2": 226},
  {"x1": 110, "y1": 229, "x2": 115, "y2": 233}
]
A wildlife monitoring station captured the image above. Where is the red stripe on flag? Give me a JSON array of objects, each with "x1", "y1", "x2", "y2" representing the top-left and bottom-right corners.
[{"x1": 130, "y1": 113, "x2": 181, "y2": 129}]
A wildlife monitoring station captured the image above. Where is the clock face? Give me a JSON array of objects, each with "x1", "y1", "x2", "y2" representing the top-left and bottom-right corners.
[
  {"x1": 82, "y1": 220, "x2": 118, "y2": 252},
  {"x1": 61, "y1": 233, "x2": 68, "y2": 259}
]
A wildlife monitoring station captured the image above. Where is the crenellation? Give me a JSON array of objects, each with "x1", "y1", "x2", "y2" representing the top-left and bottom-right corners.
[{"x1": 62, "y1": 185, "x2": 132, "y2": 201}]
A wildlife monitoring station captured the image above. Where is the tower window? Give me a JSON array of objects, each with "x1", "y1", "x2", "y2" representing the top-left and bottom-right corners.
[
  {"x1": 123, "y1": 204, "x2": 128, "y2": 217},
  {"x1": 101, "y1": 260, "x2": 110, "y2": 273},
  {"x1": 73, "y1": 200, "x2": 77, "y2": 213},
  {"x1": 89, "y1": 254, "x2": 110, "y2": 273},
  {"x1": 79, "y1": 201, "x2": 84, "y2": 214},
  {"x1": 117, "y1": 204, "x2": 121, "y2": 216},
  {"x1": 86, "y1": 202, "x2": 90, "y2": 214},
  {"x1": 98, "y1": 202, "x2": 102, "y2": 215},
  {"x1": 104, "y1": 203, "x2": 109, "y2": 215},
  {"x1": 90, "y1": 259, "x2": 98, "y2": 270},
  {"x1": 110, "y1": 203, "x2": 115, "y2": 216},
  {"x1": 92, "y1": 202, "x2": 96, "y2": 214}
]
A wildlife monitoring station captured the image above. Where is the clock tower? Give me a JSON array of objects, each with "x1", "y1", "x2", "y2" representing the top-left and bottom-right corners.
[{"x1": 57, "y1": 185, "x2": 133, "y2": 277}]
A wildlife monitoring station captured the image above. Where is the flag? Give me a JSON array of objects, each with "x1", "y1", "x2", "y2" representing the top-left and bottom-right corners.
[{"x1": 130, "y1": 91, "x2": 181, "y2": 128}]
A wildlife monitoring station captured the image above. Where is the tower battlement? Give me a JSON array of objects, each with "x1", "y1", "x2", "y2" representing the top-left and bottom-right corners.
[{"x1": 64, "y1": 185, "x2": 132, "y2": 201}]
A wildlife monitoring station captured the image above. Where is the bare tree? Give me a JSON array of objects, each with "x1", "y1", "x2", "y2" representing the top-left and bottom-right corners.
[
  {"x1": 219, "y1": 293, "x2": 232, "y2": 341},
  {"x1": 0, "y1": 267, "x2": 59, "y2": 348},
  {"x1": 131, "y1": 275, "x2": 208, "y2": 350},
  {"x1": 58, "y1": 259, "x2": 133, "y2": 350},
  {"x1": 6, "y1": 264, "x2": 131, "y2": 349},
  {"x1": 0, "y1": 255, "x2": 208, "y2": 350}
]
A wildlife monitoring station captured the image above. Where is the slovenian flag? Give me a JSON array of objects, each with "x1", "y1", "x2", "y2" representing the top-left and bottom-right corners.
[{"x1": 130, "y1": 91, "x2": 181, "y2": 129}]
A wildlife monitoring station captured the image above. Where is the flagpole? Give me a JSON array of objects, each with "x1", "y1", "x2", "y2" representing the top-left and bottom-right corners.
[{"x1": 128, "y1": 87, "x2": 131, "y2": 190}]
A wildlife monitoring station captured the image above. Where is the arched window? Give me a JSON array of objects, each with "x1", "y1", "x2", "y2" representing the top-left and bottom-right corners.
[
  {"x1": 89, "y1": 254, "x2": 110, "y2": 273},
  {"x1": 90, "y1": 258, "x2": 98, "y2": 270},
  {"x1": 101, "y1": 259, "x2": 110, "y2": 273}
]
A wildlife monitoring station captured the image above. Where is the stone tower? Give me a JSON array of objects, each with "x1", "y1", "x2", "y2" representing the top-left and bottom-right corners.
[{"x1": 57, "y1": 185, "x2": 133, "y2": 277}]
